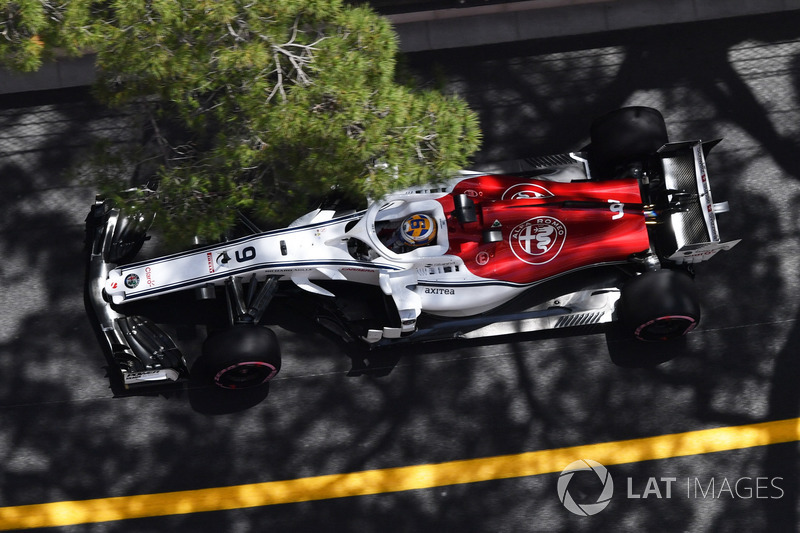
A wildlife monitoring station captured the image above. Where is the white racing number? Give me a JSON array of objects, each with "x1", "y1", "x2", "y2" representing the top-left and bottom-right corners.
[{"x1": 608, "y1": 200, "x2": 624, "y2": 220}]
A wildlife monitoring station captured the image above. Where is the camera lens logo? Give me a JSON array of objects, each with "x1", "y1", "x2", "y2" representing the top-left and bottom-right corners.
[{"x1": 557, "y1": 460, "x2": 614, "y2": 516}]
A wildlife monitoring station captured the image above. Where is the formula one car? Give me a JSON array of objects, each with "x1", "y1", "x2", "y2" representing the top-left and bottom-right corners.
[{"x1": 85, "y1": 107, "x2": 739, "y2": 390}]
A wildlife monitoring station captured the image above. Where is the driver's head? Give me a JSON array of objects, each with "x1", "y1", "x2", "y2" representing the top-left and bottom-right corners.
[{"x1": 399, "y1": 213, "x2": 437, "y2": 247}]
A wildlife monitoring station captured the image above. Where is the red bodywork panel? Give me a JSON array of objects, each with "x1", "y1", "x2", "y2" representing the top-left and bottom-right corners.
[{"x1": 438, "y1": 175, "x2": 650, "y2": 284}]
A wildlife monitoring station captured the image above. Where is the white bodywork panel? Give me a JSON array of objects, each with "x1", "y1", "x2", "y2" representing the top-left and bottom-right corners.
[{"x1": 104, "y1": 193, "x2": 531, "y2": 323}]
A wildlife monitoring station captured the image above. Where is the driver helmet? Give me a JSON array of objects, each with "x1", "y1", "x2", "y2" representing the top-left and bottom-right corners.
[{"x1": 399, "y1": 213, "x2": 437, "y2": 247}]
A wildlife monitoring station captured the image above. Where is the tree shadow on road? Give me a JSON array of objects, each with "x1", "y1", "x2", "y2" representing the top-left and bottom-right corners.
[
  {"x1": 2, "y1": 10, "x2": 800, "y2": 531},
  {"x1": 406, "y1": 10, "x2": 800, "y2": 531}
]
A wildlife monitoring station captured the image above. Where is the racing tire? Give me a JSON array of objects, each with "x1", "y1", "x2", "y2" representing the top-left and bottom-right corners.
[
  {"x1": 106, "y1": 209, "x2": 154, "y2": 264},
  {"x1": 196, "y1": 325, "x2": 281, "y2": 390},
  {"x1": 618, "y1": 269, "x2": 700, "y2": 342},
  {"x1": 590, "y1": 106, "x2": 668, "y2": 178}
]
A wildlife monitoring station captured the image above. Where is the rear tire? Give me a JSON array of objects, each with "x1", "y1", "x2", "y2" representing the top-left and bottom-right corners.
[
  {"x1": 618, "y1": 269, "x2": 700, "y2": 342},
  {"x1": 196, "y1": 325, "x2": 281, "y2": 389},
  {"x1": 590, "y1": 106, "x2": 668, "y2": 179}
]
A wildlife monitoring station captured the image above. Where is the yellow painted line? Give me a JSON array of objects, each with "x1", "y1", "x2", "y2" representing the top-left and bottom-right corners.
[{"x1": 1, "y1": 417, "x2": 798, "y2": 530}]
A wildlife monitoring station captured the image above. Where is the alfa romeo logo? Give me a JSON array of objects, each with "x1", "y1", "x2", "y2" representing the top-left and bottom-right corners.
[
  {"x1": 501, "y1": 183, "x2": 554, "y2": 200},
  {"x1": 124, "y1": 273, "x2": 140, "y2": 289},
  {"x1": 557, "y1": 459, "x2": 614, "y2": 516},
  {"x1": 509, "y1": 216, "x2": 566, "y2": 265}
]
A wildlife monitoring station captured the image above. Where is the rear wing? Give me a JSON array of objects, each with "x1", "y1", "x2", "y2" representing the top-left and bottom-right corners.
[{"x1": 658, "y1": 140, "x2": 740, "y2": 264}]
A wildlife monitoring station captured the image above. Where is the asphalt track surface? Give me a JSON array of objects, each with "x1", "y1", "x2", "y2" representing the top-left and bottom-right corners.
[{"x1": 1, "y1": 10, "x2": 800, "y2": 533}]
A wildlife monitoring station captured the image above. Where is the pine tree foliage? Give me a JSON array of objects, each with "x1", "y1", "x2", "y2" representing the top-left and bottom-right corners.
[{"x1": 1, "y1": 0, "x2": 481, "y2": 244}]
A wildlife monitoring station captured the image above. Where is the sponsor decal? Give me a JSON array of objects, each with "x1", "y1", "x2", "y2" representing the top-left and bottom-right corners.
[
  {"x1": 476, "y1": 251, "x2": 490, "y2": 266},
  {"x1": 509, "y1": 216, "x2": 567, "y2": 265},
  {"x1": 685, "y1": 249, "x2": 716, "y2": 258},
  {"x1": 207, "y1": 252, "x2": 215, "y2": 273},
  {"x1": 424, "y1": 287, "x2": 455, "y2": 295},
  {"x1": 464, "y1": 189, "x2": 479, "y2": 198},
  {"x1": 697, "y1": 147, "x2": 708, "y2": 186},
  {"x1": 501, "y1": 183, "x2": 554, "y2": 200},
  {"x1": 144, "y1": 266, "x2": 155, "y2": 287},
  {"x1": 124, "y1": 273, "x2": 140, "y2": 289}
]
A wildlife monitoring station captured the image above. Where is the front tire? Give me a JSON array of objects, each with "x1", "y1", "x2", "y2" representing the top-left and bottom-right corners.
[
  {"x1": 196, "y1": 325, "x2": 281, "y2": 389},
  {"x1": 618, "y1": 269, "x2": 700, "y2": 342}
]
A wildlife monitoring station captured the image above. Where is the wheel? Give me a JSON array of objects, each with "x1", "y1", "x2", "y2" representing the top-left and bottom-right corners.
[
  {"x1": 106, "y1": 209, "x2": 154, "y2": 264},
  {"x1": 196, "y1": 325, "x2": 281, "y2": 389},
  {"x1": 590, "y1": 106, "x2": 668, "y2": 178},
  {"x1": 618, "y1": 269, "x2": 700, "y2": 342}
]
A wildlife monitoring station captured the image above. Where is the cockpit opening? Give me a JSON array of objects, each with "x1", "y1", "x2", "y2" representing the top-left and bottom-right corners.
[{"x1": 376, "y1": 213, "x2": 439, "y2": 254}]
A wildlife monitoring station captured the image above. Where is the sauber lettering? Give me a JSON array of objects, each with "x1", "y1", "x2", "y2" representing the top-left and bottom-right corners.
[
  {"x1": 126, "y1": 370, "x2": 163, "y2": 379},
  {"x1": 685, "y1": 249, "x2": 717, "y2": 258}
]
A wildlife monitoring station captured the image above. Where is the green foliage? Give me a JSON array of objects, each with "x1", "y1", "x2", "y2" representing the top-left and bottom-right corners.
[{"x1": 2, "y1": 0, "x2": 481, "y2": 245}]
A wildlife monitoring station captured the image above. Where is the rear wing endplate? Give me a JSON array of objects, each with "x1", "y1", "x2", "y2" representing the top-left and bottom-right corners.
[{"x1": 658, "y1": 140, "x2": 739, "y2": 264}]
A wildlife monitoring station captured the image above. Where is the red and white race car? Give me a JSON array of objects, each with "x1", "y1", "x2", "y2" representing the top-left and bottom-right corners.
[{"x1": 86, "y1": 107, "x2": 739, "y2": 390}]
